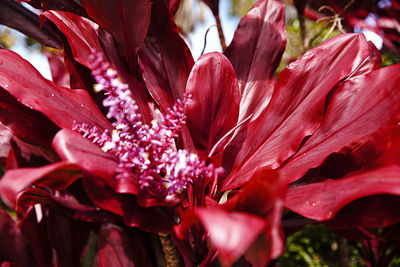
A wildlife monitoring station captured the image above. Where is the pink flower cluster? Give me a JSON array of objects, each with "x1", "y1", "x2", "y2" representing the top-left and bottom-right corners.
[{"x1": 73, "y1": 53, "x2": 222, "y2": 205}]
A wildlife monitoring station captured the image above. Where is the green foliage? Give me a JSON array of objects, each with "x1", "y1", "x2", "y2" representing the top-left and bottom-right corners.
[
  {"x1": 279, "y1": 225, "x2": 364, "y2": 267},
  {"x1": 381, "y1": 51, "x2": 400, "y2": 68},
  {"x1": 277, "y1": 17, "x2": 342, "y2": 74}
]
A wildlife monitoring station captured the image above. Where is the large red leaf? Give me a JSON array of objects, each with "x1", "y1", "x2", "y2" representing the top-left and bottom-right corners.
[
  {"x1": 52, "y1": 129, "x2": 118, "y2": 188},
  {"x1": 0, "y1": 50, "x2": 111, "y2": 131},
  {"x1": 285, "y1": 166, "x2": 400, "y2": 221},
  {"x1": 0, "y1": 88, "x2": 58, "y2": 149},
  {"x1": 138, "y1": 0, "x2": 194, "y2": 112},
  {"x1": 185, "y1": 52, "x2": 240, "y2": 157},
  {"x1": 0, "y1": 0, "x2": 61, "y2": 48},
  {"x1": 225, "y1": 0, "x2": 286, "y2": 122},
  {"x1": 0, "y1": 208, "x2": 35, "y2": 267},
  {"x1": 98, "y1": 224, "x2": 154, "y2": 267},
  {"x1": 80, "y1": 0, "x2": 151, "y2": 70},
  {"x1": 0, "y1": 161, "x2": 82, "y2": 208},
  {"x1": 281, "y1": 63, "x2": 400, "y2": 184},
  {"x1": 223, "y1": 168, "x2": 286, "y2": 262},
  {"x1": 193, "y1": 207, "x2": 267, "y2": 266},
  {"x1": 221, "y1": 33, "x2": 376, "y2": 190},
  {"x1": 41, "y1": 10, "x2": 102, "y2": 69},
  {"x1": 83, "y1": 177, "x2": 174, "y2": 232},
  {"x1": 45, "y1": 50, "x2": 70, "y2": 87}
]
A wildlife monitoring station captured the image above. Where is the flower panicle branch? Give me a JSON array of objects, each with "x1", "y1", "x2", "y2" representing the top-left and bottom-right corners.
[{"x1": 73, "y1": 52, "x2": 223, "y2": 205}]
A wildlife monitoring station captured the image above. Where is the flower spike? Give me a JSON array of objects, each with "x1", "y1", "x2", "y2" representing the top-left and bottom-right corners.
[{"x1": 74, "y1": 52, "x2": 223, "y2": 205}]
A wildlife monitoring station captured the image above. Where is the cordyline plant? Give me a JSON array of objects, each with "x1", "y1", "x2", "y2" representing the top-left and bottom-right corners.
[{"x1": 0, "y1": 0, "x2": 399, "y2": 266}]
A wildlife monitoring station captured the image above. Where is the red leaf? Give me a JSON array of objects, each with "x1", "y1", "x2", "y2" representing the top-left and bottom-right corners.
[
  {"x1": 285, "y1": 166, "x2": 400, "y2": 221},
  {"x1": 186, "y1": 52, "x2": 240, "y2": 157},
  {"x1": 222, "y1": 33, "x2": 377, "y2": 190},
  {"x1": 83, "y1": 178, "x2": 174, "y2": 232},
  {"x1": 52, "y1": 129, "x2": 118, "y2": 188},
  {"x1": 225, "y1": 0, "x2": 286, "y2": 121},
  {"x1": 41, "y1": 10, "x2": 102, "y2": 69},
  {"x1": 45, "y1": 50, "x2": 70, "y2": 87},
  {"x1": 325, "y1": 195, "x2": 400, "y2": 229},
  {"x1": 98, "y1": 224, "x2": 154, "y2": 267},
  {"x1": 0, "y1": 89, "x2": 59, "y2": 148},
  {"x1": 0, "y1": 207, "x2": 35, "y2": 267},
  {"x1": 0, "y1": 50, "x2": 111, "y2": 131},
  {"x1": 196, "y1": 207, "x2": 267, "y2": 266},
  {"x1": 282, "y1": 63, "x2": 400, "y2": 184},
  {"x1": 0, "y1": 161, "x2": 82, "y2": 208},
  {"x1": 0, "y1": 0, "x2": 61, "y2": 48},
  {"x1": 138, "y1": 0, "x2": 194, "y2": 112},
  {"x1": 80, "y1": 0, "x2": 151, "y2": 69}
]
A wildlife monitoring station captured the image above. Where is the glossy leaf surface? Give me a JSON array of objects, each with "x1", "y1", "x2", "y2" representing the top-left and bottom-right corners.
[
  {"x1": 285, "y1": 166, "x2": 400, "y2": 221},
  {"x1": 41, "y1": 10, "x2": 102, "y2": 69},
  {"x1": 52, "y1": 129, "x2": 118, "y2": 188},
  {"x1": 0, "y1": 50, "x2": 111, "y2": 131},
  {"x1": 222, "y1": 33, "x2": 375, "y2": 190},
  {"x1": 225, "y1": 0, "x2": 286, "y2": 121},
  {"x1": 186, "y1": 52, "x2": 240, "y2": 157},
  {"x1": 0, "y1": 161, "x2": 82, "y2": 208},
  {"x1": 0, "y1": 0, "x2": 61, "y2": 48},
  {"x1": 0, "y1": 89, "x2": 58, "y2": 147},
  {"x1": 138, "y1": 0, "x2": 194, "y2": 112},
  {"x1": 195, "y1": 207, "x2": 267, "y2": 266},
  {"x1": 282, "y1": 63, "x2": 400, "y2": 184},
  {"x1": 80, "y1": 0, "x2": 151, "y2": 69}
]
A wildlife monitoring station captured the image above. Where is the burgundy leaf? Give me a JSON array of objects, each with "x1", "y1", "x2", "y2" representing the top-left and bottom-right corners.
[
  {"x1": 19, "y1": 208, "x2": 53, "y2": 267},
  {"x1": 47, "y1": 208, "x2": 92, "y2": 267},
  {"x1": 185, "y1": 52, "x2": 240, "y2": 157},
  {"x1": 0, "y1": 161, "x2": 82, "y2": 208},
  {"x1": 221, "y1": 33, "x2": 375, "y2": 190},
  {"x1": 225, "y1": 0, "x2": 286, "y2": 121},
  {"x1": 0, "y1": 50, "x2": 111, "y2": 131},
  {"x1": 285, "y1": 166, "x2": 400, "y2": 221},
  {"x1": 45, "y1": 50, "x2": 70, "y2": 87},
  {"x1": 167, "y1": 0, "x2": 181, "y2": 14},
  {"x1": 191, "y1": 207, "x2": 267, "y2": 266},
  {"x1": 28, "y1": 0, "x2": 88, "y2": 17},
  {"x1": 282, "y1": 63, "x2": 400, "y2": 184},
  {"x1": 0, "y1": 0, "x2": 61, "y2": 48},
  {"x1": 223, "y1": 168, "x2": 286, "y2": 262},
  {"x1": 98, "y1": 223, "x2": 154, "y2": 267},
  {"x1": 325, "y1": 195, "x2": 400, "y2": 229},
  {"x1": 138, "y1": 0, "x2": 194, "y2": 112},
  {"x1": 0, "y1": 87, "x2": 59, "y2": 150},
  {"x1": 52, "y1": 129, "x2": 118, "y2": 188},
  {"x1": 80, "y1": 0, "x2": 151, "y2": 70},
  {"x1": 84, "y1": 177, "x2": 174, "y2": 232},
  {"x1": 41, "y1": 10, "x2": 103, "y2": 69},
  {"x1": 0, "y1": 207, "x2": 35, "y2": 267}
]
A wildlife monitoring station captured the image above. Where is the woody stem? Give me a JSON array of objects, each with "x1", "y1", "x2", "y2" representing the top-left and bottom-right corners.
[{"x1": 158, "y1": 232, "x2": 180, "y2": 267}]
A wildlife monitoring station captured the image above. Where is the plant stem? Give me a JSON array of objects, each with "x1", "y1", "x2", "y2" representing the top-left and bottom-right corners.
[
  {"x1": 294, "y1": 0, "x2": 309, "y2": 50},
  {"x1": 158, "y1": 232, "x2": 180, "y2": 267},
  {"x1": 339, "y1": 238, "x2": 350, "y2": 267},
  {"x1": 213, "y1": 11, "x2": 227, "y2": 51}
]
